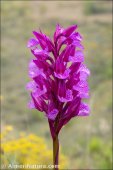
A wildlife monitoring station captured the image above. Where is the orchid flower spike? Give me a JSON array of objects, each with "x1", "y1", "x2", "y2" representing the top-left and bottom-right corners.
[{"x1": 27, "y1": 24, "x2": 90, "y2": 169}]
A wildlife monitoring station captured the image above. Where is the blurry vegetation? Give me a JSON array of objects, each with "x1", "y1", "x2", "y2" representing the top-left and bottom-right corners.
[
  {"x1": 1, "y1": 126, "x2": 69, "y2": 169},
  {"x1": 39, "y1": 4, "x2": 47, "y2": 15},
  {"x1": 1, "y1": 1, "x2": 112, "y2": 169},
  {"x1": 89, "y1": 137, "x2": 112, "y2": 169},
  {"x1": 84, "y1": 2, "x2": 112, "y2": 15}
]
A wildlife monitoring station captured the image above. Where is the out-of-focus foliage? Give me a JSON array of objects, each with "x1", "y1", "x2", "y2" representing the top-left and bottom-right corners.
[
  {"x1": 89, "y1": 137, "x2": 112, "y2": 169},
  {"x1": 84, "y1": 1, "x2": 112, "y2": 15},
  {"x1": 1, "y1": 126, "x2": 68, "y2": 169}
]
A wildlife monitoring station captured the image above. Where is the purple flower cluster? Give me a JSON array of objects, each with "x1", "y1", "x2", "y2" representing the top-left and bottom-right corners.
[{"x1": 27, "y1": 24, "x2": 90, "y2": 138}]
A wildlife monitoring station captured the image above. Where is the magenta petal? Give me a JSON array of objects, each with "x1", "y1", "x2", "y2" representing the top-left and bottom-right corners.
[
  {"x1": 74, "y1": 32, "x2": 83, "y2": 41},
  {"x1": 31, "y1": 93, "x2": 43, "y2": 112},
  {"x1": 26, "y1": 80, "x2": 47, "y2": 98},
  {"x1": 47, "y1": 101, "x2": 59, "y2": 120},
  {"x1": 73, "y1": 81, "x2": 89, "y2": 92},
  {"x1": 79, "y1": 71, "x2": 89, "y2": 81},
  {"x1": 65, "y1": 97, "x2": 81, "y2": 116},
  {"x1": 77, "y1": 103, "x2": 90, "y2": 116},
  {"x1": 75, "y1": 50, "x2": 84, "y2": 58},
  {"x1": 54, "y1": 24, "x2": 64, "y2": 41},
  {"x1": 58, "y1": 81, "x2": 73, "y2": 102},
  {"x1": 28, "y1": 100, "x2": 35, "y2": 109},
  {"x1": 31, "y1": 93, "x2": 47, "y2": 112},
  {"x1": 29, "y1": 60, "x2": 46, "y2": 78},
  {"x1": 47, "y1": 109, "x2": 58, "y2": 120},
  {"x1": 69, "y1": 63, "x2": 81, "y2": 74},
  {"x1": 69, "y1": 51, "x2": 84, "y2": 62},
  {"x1": 33, "y1": 31, "x2": 43, "y2": 40},
  {"x1": 32, "y1": 85, "x2": 47, "y2": 98},
  {"x1": 54, "y1": 69, "x2": 70, "y2": 79},
  {"x1": 33, "y1": 31, "x2": 54, "y2": 52},
  {"x1": 79, "y1": 92, "x2": 89, "y2": 98},
  {"x1": 63, "y1": 25, "x2": 78, "y2": 37},
  {"x1": 73, "y1": 40, "x2": 84, "y2": 49},
  {"x1": 26, "y1": 81, "x2": 37, "y2": 92},
  {"x1": 33, "y1": 59, "x2": 52, "y2": 76},
  {"x1": 27, "y1": 38, "x2": 39, "y2": 48},
  {"x1": 79, "y1": 64, "x2": 90, "y2": 76},
  {"x1": 63, "y1": 45, "x2": 75, "y2": 62},
  {"x1": 73, "y1": 81, "x2": 89, "y2": 99},
  {"x1": 34, "y1": 49, "x2": 48, "y2": 55},
  {"x1": 58, "y1": 89, "x2": 73, "y2": 102},
  {"x1": 78, "y1": 64, "x2": 90, "y2": 81},
  {"x1": 32, "y1": 49, "x2": 49, "y2": 60},
  {"x1": 30, "y1": 68, "x2": 46, "y2": 79}
]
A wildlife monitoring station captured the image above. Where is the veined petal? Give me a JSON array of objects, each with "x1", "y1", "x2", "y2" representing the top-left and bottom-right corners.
[
  {"x1": 77, "y1": 103, "x2": 90, "y2": 116},
  {"x1": 27, "y1": 38, "x2": 39, "y2": 48}
]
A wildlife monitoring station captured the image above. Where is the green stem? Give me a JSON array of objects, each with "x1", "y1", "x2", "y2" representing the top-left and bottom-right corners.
[{"x1": 53, "y1": 135, "x2": 59, "y2": 170}]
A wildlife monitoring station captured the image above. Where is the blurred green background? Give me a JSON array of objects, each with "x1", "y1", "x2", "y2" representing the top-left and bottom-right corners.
[{"x1": 1, "y1": 1, "x2": 112, "y2": 169}]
